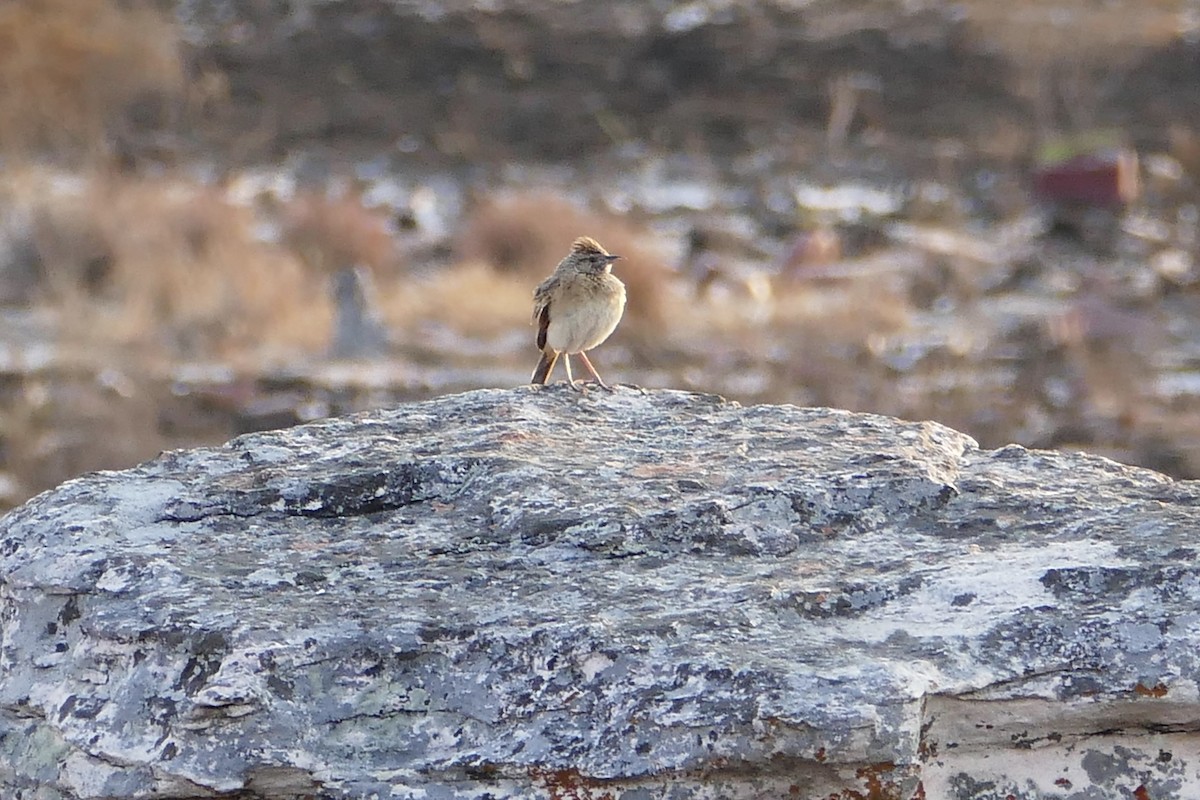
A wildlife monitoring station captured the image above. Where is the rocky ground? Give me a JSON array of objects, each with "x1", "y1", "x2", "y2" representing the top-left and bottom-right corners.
[{"x1": 4, "y1": 387, "x2": 1199, "y2": 799}]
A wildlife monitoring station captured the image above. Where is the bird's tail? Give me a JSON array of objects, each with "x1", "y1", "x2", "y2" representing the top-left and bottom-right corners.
[{"x1": 531, "y1": 351, "x2": 558, "y2": 384}]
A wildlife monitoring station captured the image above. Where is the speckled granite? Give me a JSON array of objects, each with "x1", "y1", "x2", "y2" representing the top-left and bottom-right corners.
[{"x1": 2, "y1": 387, "x2": 1198, "y2": 799}]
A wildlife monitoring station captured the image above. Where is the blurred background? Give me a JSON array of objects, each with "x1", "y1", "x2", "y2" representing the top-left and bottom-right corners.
[{"x1": 0, "y1": 0, "x2": 1198, "y2": 509}]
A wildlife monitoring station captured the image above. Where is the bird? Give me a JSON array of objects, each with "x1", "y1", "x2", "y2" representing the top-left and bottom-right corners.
[{"x1": 530, "y1": 236, "x2": 626, "y2": 390}]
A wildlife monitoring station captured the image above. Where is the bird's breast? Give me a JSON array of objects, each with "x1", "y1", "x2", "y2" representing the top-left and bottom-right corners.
[{"x1": 546, "y1": 275, "x2": 626, "y2": 354}]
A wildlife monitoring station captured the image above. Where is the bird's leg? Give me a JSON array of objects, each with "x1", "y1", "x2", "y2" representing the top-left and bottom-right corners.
[
  {"x1": 563, "y1": 354, "x2": 584, "y2": 392},
  {"x1": 577, "y1": 351, "x2": 612, "y2": 390}
]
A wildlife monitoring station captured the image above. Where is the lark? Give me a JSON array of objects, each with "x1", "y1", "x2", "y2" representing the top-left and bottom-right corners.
[{"x1": 530, "y1": 236, "x2": 626, "y2": 390}]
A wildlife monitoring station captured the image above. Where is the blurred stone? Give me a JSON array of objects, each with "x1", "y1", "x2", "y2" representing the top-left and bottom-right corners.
[
  {"x1": 780, "y1": 226, "x2": 842, "y2": 276},
  {"x1": 681, "y1": 225, "x2": 773, "y2": 301},
  {"x1": 1151, "y1": 248, "x2": 1195, "y2": 287},
  {"x1": 328, "y1": 265, "x2": 391, "y2": 359},
  {"x1": 1168, "y1": 124, "x2": 1200, "y2": 186},
  {"x1": 824, "y1": 72, "x2": 883, "y2": 150},
  {"x1": 3, "y1": 388, "x2": 1200, "y2": 799},
  {"x1": 0, "y1": 209, "x2": 42, "y2": 305},
  {"x1": 1143, "y1": 153, "x2": 1186, "y2": 198}
]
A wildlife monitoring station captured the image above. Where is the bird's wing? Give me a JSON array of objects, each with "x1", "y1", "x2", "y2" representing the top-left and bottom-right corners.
[
  {"x1": 536, "y1": 300, "x2": 551, "y2": 351},
  {"x1": 532, "y1": 275, "x2": 557, "y2": 350}
]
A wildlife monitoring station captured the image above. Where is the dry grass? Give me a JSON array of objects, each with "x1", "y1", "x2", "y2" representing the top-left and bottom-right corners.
[
  {"x1": 380, "y1": 261, "x2": 532, "y2": 339},
  {"x1": 88, "y1": 176, "x2": 330, "y2": 359},
  {"x1": 6, "y1": 167, "x2": 332, "y2": 361},
  {"x1": 960, "y1": 0, "x2": 1181, "y2": 64},
  {"x1": 0, "y1": 0, "x2": 183, "y2": 160}
]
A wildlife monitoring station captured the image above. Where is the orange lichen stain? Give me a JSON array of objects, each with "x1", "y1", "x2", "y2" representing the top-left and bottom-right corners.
[
  {"x1": 821, "y1": 762, "x2": 903, "y2": 800},
  {"x1": 917, "y1": 736, "x2": 937, "y2": 760},
  {"x1": 1133, "y1": 785, "x2": 1152, "y2": 800},
  {"x1": 1134, "y1": 682, "x2": 1169, "y2": 698},
  {"x1": 528, "y1": 767, "x2": 615, "y2": 800},
  {"x1": 856, "y1": 762, "x2": 899, "y2": 800}
]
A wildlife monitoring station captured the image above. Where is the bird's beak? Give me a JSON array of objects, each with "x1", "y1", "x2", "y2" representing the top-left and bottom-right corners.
[{"x1": 605, "y1": 254, "x2": 621, "y2": 262}]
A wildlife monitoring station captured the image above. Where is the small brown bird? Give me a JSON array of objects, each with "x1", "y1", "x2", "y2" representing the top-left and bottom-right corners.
[{"x1": 530, "y1": 236, "x2": 626, "y2": 390}]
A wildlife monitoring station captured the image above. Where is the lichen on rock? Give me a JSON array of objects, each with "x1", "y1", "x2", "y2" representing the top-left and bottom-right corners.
[{"x1": 2, "y1": 387, "x2": 1198, "y2": 799}]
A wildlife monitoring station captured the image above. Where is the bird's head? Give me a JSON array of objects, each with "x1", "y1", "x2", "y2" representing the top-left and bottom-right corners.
[{"x1": 570, "y1": 236, "x2": 621, "y2": 273}]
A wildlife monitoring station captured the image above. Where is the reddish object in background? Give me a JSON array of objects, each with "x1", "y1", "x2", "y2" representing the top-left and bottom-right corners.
[{"x1": 1033, "y1": 148, "x2": 1139, "y2": 208}]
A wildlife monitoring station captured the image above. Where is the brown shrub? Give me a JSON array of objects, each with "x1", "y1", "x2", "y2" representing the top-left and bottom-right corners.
[
  {"x1": 279, "y1": 189, "x2": 405, "y2": 278},
  {"x1": 10, "y1": 168, "x2": 331, "y2": 359},
  {"x1": 0, "y1": 0, "x2": 183, "y2": 160}
]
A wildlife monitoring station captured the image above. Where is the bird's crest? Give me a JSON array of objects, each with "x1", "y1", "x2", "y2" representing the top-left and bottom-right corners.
[{"x1": 570, "y1": 236, "x2": 609, "y2": 256}]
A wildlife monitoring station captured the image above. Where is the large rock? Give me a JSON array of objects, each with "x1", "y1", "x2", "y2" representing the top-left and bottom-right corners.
[{"x1": 1, "y1": 387, "x2": 1198, "y2": 799}]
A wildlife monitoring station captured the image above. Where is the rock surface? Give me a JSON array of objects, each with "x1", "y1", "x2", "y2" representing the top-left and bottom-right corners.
[{"x1": 2, "y1": 386, "x2": 1199, "y2": 799}]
